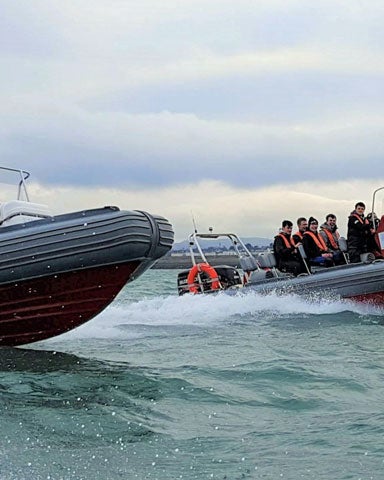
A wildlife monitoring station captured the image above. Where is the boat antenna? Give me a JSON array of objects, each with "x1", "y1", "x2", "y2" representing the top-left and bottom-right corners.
[{"x1": 191, "y1": 211, "x2": 198, "y2": 233}]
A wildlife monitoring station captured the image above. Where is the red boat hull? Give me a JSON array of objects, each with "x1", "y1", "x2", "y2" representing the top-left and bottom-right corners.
[
  {"x1": 0, "y1": 262, "x2": 140, "y2": 346},
  {"x1": 349, "y1": 291, "x2": 384, "y2": 306}
]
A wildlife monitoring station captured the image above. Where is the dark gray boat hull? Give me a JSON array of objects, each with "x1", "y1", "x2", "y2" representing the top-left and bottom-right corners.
[
  {"x1": 246, "y1": 260, "x2": 384, "y2": 304},
  {"x1": 0, "y1": 207, "x2": 173, "y2": 346}
]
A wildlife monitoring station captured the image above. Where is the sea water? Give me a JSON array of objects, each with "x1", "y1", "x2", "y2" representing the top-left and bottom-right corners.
[{"x1": 1, "y1": 269, "x2": 384, "y2": 480}]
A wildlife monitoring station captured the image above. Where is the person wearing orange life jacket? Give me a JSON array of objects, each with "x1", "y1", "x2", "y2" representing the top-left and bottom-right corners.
[
  {"x1": 303, "y1": 217, "x2": 335, "y2": 267},
  {"x1": 273, "y1": 220, "x2": 304, "y2": 276},
  {"x1": 319, "y1": 214, "x2": 345, "y2": 265},
  {"x1": 292, "y1": 217, "x2": 307, "y2": 245},
  {"x1": 347, "y1": 202, "x2": 375, "y2": 263}
]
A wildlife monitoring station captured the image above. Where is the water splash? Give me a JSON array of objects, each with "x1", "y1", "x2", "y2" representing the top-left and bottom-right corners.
[{"x1": 48, "y1": 289, "x2": 384, "y2": 344}]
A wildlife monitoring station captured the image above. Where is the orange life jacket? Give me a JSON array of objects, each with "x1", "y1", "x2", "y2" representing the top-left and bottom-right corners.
[
  {"x1": 321, "y1": 229, "x2": 339, "y2": 250},
  {"x1": 277, "y1": 233, "x2": 295, "y2": 249},
  {"x1": 304, "y1": 231, "x2": 328, "y2": 252},
  {"x1": 351, "y1": 213, "x2": 364, "y2": 224}
]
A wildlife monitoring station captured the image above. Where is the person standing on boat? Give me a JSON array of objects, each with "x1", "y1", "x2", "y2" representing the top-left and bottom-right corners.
[
  {"x1": 273, "y1": 220, "x2": 304, "y2": 276},
  {"x1": 293, "y1": 217, "x2": 307, "y2": 244},
  {"x1": 319, "y1": 214, "x2": 345, "y2": 265},
  {"x1": 303, "y1": 217, "x2": 334, "y2": 267},
  {"x1": 347, "y1": 202, "x2": 373, "y2": 263}
]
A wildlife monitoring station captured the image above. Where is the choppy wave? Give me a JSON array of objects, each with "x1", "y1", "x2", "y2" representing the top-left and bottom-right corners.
[
  {"x1": 4, "y1": 271, "x2": 384, "y2": 480},
  {"x1": 45, "y1": 287, "x2": 384, "y2": 345}
]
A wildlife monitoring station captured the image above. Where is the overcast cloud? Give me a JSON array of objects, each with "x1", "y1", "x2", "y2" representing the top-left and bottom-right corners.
[{"x1": 1, "y1": 1, "x2": 384, "y2": 239}]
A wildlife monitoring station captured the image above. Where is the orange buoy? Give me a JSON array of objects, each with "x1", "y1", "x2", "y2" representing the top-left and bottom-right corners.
[{"x1": 187, "y1": 263, "x2": 220, "y2": 294}]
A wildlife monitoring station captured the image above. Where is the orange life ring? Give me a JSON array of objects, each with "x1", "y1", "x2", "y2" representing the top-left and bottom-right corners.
[{"x1": 187, "y1": 263, "x2": 220, "y2": 294}]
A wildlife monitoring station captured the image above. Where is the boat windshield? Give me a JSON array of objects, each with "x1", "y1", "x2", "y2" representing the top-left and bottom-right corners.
[{"x1": 0, "y1": 166, "x2": 30, "y2": 202}]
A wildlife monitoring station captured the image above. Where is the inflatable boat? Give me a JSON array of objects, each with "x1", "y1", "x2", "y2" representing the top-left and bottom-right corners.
[
  {"x1": 177, "y1": 190, "x2": 384, "y2": 307},
  {"x1": 0, "y1": 167, "x2": 174, "y2": 346}
]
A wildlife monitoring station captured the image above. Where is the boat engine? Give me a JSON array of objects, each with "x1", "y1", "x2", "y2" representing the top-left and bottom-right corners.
[{"x1": 177, "y1": 264, "x2": 242, "y2": 295}]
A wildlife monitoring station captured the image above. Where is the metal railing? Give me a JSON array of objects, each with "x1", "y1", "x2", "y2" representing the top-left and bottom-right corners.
[{"x1": 0, "y1": 166, "x2": 31, "y2": 201}]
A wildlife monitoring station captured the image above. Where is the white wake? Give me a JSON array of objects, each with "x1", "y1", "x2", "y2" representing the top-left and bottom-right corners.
[{"x1": 45, "y1": 289, "x2": 384, "y2": 343}]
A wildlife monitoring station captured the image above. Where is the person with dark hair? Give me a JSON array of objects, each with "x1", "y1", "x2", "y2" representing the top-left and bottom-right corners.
[
  {"x1": 273, "y1": 220, "x2": 304, "y2": 276},
  {"x1": 319, "y1": 214, "x2": 345, "y2": 265},
  {"x1": 293, "y1": 217, "x2": 307, "y2": 244},
  {"x1": 303, "y1": 217, "x2": 334, "y2": 267},
  {"x1": 347, "y1": 202, "x2": 373, "y2": 263}
]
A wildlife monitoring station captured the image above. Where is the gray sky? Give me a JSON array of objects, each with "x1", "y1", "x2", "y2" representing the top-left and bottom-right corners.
[{"x1": 1, "y1": 1, "x2": 384, "y2": 239}]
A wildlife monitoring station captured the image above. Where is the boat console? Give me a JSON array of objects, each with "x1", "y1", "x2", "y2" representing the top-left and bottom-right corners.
[
  {"x1": 178, "y1": 265, "x2": 242, "y2": 295},
  {"x1": 177, "y1": 231, "x2": 272, "y2": 295}
]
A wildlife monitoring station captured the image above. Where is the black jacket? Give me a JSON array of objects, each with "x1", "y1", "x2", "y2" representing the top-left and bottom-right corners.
[
  {"x1": 302, "y1": 231, "x2": 327, "y2": 259},
  {"x1": 273, "y1": 234, "x2": 299, "y2": 265},
  {"x1": 347, "y1": 211, "x2": 370, "y2": 251},
  {"x1": 292, "y1": 231, "x2": 304, "y2": 245}
]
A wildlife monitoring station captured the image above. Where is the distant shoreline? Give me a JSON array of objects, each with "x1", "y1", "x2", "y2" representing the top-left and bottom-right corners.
[{"x1": 152, "y1": 254, "x2": 241, "y2": 269}]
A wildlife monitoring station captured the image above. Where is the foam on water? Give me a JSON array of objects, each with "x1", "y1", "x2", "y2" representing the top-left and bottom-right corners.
[
  {"x1": 11, "y1": 270, "x2": 384, "y2": 480},
  {"x1": 48, "y1": 289, "x2": 384, "y2": 343}
]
